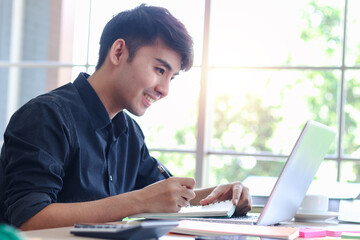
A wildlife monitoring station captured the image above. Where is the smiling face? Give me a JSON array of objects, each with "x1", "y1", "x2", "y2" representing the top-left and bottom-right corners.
[
  {"x1": 118, "y1": 43, "x2": 181, "y2": 116},
  {"x1": 108, "y1": 40, "x2": 181, "y2": 117}
]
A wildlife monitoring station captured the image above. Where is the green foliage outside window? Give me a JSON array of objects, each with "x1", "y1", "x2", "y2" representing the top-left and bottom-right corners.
[{"x1": 148, "y1": 0, "x2": 360, "y2": 184}]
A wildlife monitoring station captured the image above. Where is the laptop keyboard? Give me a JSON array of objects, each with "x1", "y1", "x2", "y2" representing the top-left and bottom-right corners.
[{"x1": 184, "y1": 214, "x2": 259, "y2": 224}]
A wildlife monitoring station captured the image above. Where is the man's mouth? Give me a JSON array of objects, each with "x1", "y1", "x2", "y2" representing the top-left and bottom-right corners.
[{"x1": 144, "y1": 93, "x2": 156, "y2": 104}]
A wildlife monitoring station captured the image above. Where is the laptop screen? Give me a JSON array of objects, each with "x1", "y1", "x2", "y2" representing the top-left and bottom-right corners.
[{"x1": 257, "y1": 120, "x2": 336, "y2": 226}]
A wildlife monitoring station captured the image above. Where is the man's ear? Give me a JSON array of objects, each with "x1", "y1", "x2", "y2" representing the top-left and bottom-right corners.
[{"x1": 109, "y1": 39, "x2": 126, "y2": 65}]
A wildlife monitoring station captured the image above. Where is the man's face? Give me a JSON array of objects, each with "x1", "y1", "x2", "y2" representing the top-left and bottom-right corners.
[{"x1": 113, "y1": 41, "x2": 182, "y2": 116}]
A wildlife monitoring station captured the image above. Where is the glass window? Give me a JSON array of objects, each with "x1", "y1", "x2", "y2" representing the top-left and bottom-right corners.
[
  {"x1": 22, "y1": 0, "x2": 52, "y2": 61},
  {"x1": 209, "y1": 157, "x2": 338, "y2": 186},
  {"x1": 209, "y1": 69, "x2": 339, "y2": 155},
  {"x1": 0, "y1": 0, "x2": 11, "y2": 61},
  {"x1": 344, "y1": 70, "x2": 360, "y2": 157},
  {"x1": 209, "y1": 0, "x2": 344, "y2": 67},
  {"x1": 72, "y1": 0, "x2": 91, "y2": 65},
  {"x1": 345, "y1": 0, "x2": 360, "y2": 66},
  {"x1": 209, "y1": 155, "x2": 286, "y2": 186},
  {"x1": 340, "y1": 161, "x2": 360, "y2": 182},
  {"x1": 317, "y1": 160, "x2": 338, "y2": 182},
  {"x1": 1, "y1": 0, "x2": 360, "y2": 186},
  {"x1": 151, "y1": 151, "x2": 196, "y2": 178}
]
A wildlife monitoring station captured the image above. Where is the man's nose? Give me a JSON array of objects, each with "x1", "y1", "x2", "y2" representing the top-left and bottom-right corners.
[{"x1": 155, "y1": 77, "x2": 170, "y2": 98}]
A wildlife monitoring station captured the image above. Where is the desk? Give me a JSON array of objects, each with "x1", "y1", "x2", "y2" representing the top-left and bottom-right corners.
[
  {"x1": 23, "y1": 226, "x2": 193, "y2": 240},
  {"x1": 23, "y1": 220, "x2": 359, "y2": 240}
]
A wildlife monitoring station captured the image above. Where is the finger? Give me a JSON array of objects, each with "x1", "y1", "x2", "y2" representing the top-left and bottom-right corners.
[
  {"x1": 180, "y1": 186, "x2": 196, "y2": 201},
  {"x1": 235, "y1": 204, "x2": 252, "y2": 216},
  {"x1": 172, "y1": 177, "x2": 196, "y2": 189},
  {"x1": 181, "y1": 197, "x2": 191, "y2": 207},
  {"x1": 240, "y1": 185, "x2": 251, "y2": 205},
  {"x1": 199, "y1": 194, "x2": 216, "y2": 205},
  {"x1": 232, "y1": 184, "x2": 243, "y2": 206},
  {"x1": 236, "y1": 197, "x2": 252, "y2": 215},
  {"x1": 235, "y1": 187, "x2": 252, "y2": 215},
  {"x1": 178, "y1": 196, "x2": 191, "y2": 208},
  {"x1": 200, "y1": 186, "x2": 226, "y2": 205},
  {"x1": 200, "y1": 183, "x2": 232, "y2": 205},
  {"x1": 173, "y1": 205, "x2": 182, "y2": 212}
]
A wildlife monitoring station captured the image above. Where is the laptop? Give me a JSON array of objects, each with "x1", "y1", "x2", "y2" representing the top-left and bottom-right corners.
[{"x1": 192, "y1": 120, "x2": 336, "y2": 225}]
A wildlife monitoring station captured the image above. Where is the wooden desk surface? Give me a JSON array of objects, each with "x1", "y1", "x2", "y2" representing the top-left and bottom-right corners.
[
  {"x1": 23, "y1": 220, "x2": 359, "y2": 240},
  {"x1": 24, "y1": 226, "x2": 194, "y2": 240}
]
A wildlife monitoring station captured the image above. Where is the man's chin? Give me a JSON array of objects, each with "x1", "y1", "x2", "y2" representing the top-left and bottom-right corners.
[{"x1": 127, "y1": 108, "x2": 146, "y2": 117}]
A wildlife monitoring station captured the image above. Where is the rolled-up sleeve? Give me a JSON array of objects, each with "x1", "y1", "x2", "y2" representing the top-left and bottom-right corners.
[{"x1": 2, "y1": 100, "x2": 71, "y2": 227}]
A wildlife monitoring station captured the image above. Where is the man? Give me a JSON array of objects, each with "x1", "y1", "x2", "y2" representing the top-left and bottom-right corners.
[{"x1": 0, "y1": 4, "x2": 251, "y2": 230}]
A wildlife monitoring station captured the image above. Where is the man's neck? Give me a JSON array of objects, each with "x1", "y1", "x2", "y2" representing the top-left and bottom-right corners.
[{"x1": 88, "y1": 70, "x2": 121, "y2": 120}]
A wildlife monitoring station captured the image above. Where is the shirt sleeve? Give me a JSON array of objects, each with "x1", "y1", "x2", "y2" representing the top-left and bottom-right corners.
[
  {"x1": 1, "y1": 99, "x2": 72, "y2": 227},
  {"x1": 134, "y1": 143, "x2": 173, "y2": 189}
]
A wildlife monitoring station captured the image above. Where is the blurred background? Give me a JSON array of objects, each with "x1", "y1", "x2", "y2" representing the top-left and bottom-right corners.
[{"x1": 0, "y1": 0, "x2": 359, "y2": 188}]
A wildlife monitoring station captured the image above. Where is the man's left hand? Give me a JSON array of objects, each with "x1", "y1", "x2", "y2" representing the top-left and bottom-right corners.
[{"x1": 199, "y1": 181, "x2": 252, "y2": 216}]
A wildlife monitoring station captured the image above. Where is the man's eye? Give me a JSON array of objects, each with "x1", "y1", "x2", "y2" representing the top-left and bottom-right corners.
[{"x1": 156, "y1": 68, "x2": 165, "y2": 75}]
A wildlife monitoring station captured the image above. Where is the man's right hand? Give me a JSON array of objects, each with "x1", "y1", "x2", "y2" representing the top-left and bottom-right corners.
[
  {"x1": 137, "y1": 177, "x2": 196, "y2": 213},
  {"x1": 19, "y1": 177, "x2": 196, "y2": 230}
]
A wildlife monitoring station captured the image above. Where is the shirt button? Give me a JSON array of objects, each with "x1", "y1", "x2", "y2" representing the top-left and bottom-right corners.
[{"x1": 109, "y1": 175, "x2": 113, "y2": 181}]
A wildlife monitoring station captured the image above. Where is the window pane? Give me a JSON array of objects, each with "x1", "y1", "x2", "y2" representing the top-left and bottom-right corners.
[
  {"x1": 151, "y1": 151, "x2": 195, "y2": 178},
  {"x1": 209, "y1": 69, "x2": 339, "y2": 154},
  {"x1": 22, "y1": 0, "x2": 53, "y2": 61},
  {"x1": 0, "y1": 0, "x2": 85, "y2": 64},
  {"x1": 208, "y1": 155, "x2": 286, "y2": 186},
  {"x1": 88, "y1": 0, "x2": 204, "y2": 66},
  {"x1": 0, "y1": 67, "x2": 9, "y2": 137},
  {"x1": 132, "y1": 68, "x2": 200, "y2": 150},
  {"x1": 340, "y1": 161, "x2": 360, "y2": 182},
  {"x1": 208, "y1": 157, "x2": 337, "y2": 186},
  {"x1": 316, "y1": 160, "x2": 338, "y2": 181},
  {"x1": 72, "y1": 0, "x2": 91, "y2": 65},
  {"x1": 344, "y1": 70, "x2": 360, "y2": 157},
  {"x1": 209, "y1": 0, "x2": 344, "y2": 66},
  {"x1": 0, "y1": 0, "x2": 11, "y2": 61},
  {"x1": 345, "y1": 0, "x2": 360, "y2": 66}
]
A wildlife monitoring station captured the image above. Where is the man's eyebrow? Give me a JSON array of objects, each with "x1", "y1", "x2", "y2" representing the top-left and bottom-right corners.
[
  {"x1": 155, "y1": 58, "x2": 180, "y2": 77},
  {"x1": 155, "y1": 58, "x2": 172, "y2": 71}
]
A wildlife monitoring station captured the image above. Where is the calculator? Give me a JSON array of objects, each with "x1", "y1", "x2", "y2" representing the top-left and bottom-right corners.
[{"x1": 70, "y1": 220, "x2": 179, "y2": 240}]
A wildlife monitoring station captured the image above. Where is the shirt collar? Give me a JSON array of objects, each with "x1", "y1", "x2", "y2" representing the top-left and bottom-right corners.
[
  {"x1": 73, "y1": 73, "x2": 110, "y2": 131},
  {"x1": 73, "y1": 73, "x2": 129, "y2": 138}
]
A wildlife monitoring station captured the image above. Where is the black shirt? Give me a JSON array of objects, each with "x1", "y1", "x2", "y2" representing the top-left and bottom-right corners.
[{"x1": 0, "y1": 73, "x2": 168, "y2": 227}]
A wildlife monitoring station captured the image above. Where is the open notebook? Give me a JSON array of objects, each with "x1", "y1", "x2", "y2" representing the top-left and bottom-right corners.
[
  {"x1": 131, "y1": 120, "x2": 336, "y2": 225},
  {"x1": 130, "y1": 200, "x2": 235, "y2": 218}
]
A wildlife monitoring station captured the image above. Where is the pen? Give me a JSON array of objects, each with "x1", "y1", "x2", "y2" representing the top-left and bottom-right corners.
[
  {"x1": 158, "y1": 164, "x2": 192, "y2": 207},
  {"x1": 158, "y1": 164, "x2": 171, "y2": 179}
]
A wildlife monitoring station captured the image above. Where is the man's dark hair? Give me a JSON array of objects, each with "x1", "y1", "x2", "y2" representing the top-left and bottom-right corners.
[{"x1": 96, "y1": 4, "x2": 194, "y2": 71}]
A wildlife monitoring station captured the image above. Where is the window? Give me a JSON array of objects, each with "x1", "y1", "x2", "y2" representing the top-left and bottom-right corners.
[{"x1": 1, "y1": 0, "x2": 359, "y2": 187}]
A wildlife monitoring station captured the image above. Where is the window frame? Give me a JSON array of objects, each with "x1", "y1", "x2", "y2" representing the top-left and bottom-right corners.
[{"x1": 1, "y1": 0, "x2": 360, "y2": 187}]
